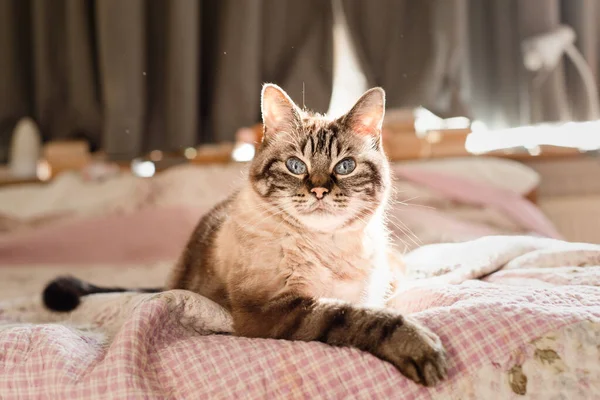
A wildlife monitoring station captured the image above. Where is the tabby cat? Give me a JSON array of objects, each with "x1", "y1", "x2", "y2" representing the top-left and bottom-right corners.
[{"x1": 43, "y1": 84, "x2": 448, "y2": 386}]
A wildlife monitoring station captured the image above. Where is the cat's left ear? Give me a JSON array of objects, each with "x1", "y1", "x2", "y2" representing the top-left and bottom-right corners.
[
  {"x1": 340, "y1": 87, "x2": 385, "y2": 138},
  {"x1": 261, "y1": 83, "x2": 302, "y2": 140}
]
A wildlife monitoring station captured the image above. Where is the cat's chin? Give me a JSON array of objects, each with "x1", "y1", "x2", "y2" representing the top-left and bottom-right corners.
[{"x1": 296, "y1": 212, "x2": 350, "y2": 233}]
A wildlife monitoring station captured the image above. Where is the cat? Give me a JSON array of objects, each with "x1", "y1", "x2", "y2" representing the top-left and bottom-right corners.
[{"x1": 43, "y1": 84, "x2": 448, "y2": 386}]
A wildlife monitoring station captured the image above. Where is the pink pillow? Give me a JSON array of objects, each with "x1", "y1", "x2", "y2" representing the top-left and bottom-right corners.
[{"x1": 0, "y1": 206, "x2": 205, "y2": 265}]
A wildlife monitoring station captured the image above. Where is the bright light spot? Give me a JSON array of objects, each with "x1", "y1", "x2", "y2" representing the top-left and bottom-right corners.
[
  {"x1": 149, "y1": 150, "x2": 163, "y2": 161},
  {"x1": 36, "y1": 160, "x2": 52, "y2": 181},
  {"x1": 326, "y1": 0, "x2": 368, "y2": 118},
  {"x1": 413, "y1": 108, "x2": 471, "y2": 137},
  {"x1": 232, "y1": 143, "x2": 255, "y2": 162},
  {"x1": 131, "y1": 159, "x2": 155, "y2": 178},
  {"x1": 524, "y1": 52, "x2": 543, "y2": 71},
  {"x1": 528, "y1": 146, "x2": 542, "y2": 156},
  {"x1": 444, "y1": 117, "x2": 471, "y2": 130},
  {"x1": 414, "y1": 107, "x2": 441, "y2": 136},
  {"x1": 466, "y1": 120, "x2": 600, "y2": 153},
  {"x1": 470, "y1": 120, "x2": 489, "y2": 132},
  {"x1": 184, "y1": 147, "x2": 197, "y2": 159},
  {"x1": 425, "y1": 131, "x2": 442, "y2": 144}
]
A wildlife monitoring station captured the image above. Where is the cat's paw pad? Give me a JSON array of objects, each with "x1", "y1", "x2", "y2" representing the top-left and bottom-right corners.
[{"x1": 380, "y1": 317, "x2": 448, "y2": 386}]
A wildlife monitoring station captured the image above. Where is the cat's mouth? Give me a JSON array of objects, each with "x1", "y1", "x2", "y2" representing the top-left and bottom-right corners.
[{"x1": 302, "y1": 201, "x2": 334, "y2": 214}]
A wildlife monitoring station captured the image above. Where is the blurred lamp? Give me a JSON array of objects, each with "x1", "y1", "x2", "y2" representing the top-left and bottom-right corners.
[
  {"x1": 522, "y1": 25, "x2": 600, "y2": 120},
  {"x1": 131, "y1": 158, "x2": 155, "y2": 178}
]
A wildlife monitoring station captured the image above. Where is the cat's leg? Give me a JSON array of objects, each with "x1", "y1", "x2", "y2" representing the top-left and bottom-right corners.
[{"x1": 230, "y1": 291, "x2": 448, "y2": 386}]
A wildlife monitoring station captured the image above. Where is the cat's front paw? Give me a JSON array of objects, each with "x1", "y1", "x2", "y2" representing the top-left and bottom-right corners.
[{"x1": 377, "y1": 317, "x2": 448, "y2": 387}]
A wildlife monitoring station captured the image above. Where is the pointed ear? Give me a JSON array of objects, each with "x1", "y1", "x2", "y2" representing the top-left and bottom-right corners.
[
  {"x1": 340, "y1": 87, "x2": 385, "y2": 137},
  {"x1": 261, "y1": 83, "x2": 301, "y2": 139}
]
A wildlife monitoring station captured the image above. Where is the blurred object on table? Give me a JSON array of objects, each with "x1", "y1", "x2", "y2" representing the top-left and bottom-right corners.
[
  {"x1": 232, "y1": 127, "x2": 257, "y2": 162},
  {"x1": 189, "y1": 143, "x2": 235, "y2": 165},
  {"x1": 9, "y1": 118, "x2": 42, "y2": 179},
  {"x1": 42, "y1": 141, "x2": 91, "y2": 179},
  {"x1": 81, "y1": 161, "x2": 121, "y2": 182}
]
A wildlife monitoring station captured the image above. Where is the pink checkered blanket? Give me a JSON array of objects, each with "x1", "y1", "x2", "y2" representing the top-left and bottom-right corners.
[{"x1": 2, "y1": 235, "x2": 600, "y2": 399}]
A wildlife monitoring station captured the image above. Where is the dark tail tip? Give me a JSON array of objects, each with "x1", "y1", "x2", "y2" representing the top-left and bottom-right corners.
[{"x1": 42, "y1": 276, "x2": 86, "y2": 312}]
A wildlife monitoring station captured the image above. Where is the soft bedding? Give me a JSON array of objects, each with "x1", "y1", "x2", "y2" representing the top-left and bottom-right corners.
[
  {"x1": 0, "y1": 159, "x2": 587, "y2": 399},
  {"x1": 2, "y1": 235, "x2": 600, "y2": 399},
  {"x1": 0, "y1": 159, "x2": 554, "y2": 269}
]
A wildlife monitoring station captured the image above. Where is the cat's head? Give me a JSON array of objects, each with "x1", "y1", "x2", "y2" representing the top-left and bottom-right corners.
[{"x1": 249, "y1": 84, "x2": 391, "y2": 232}]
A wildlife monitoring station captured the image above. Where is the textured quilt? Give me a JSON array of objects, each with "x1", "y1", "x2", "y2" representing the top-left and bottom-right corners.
[{"x1": 1, "y1": 235, "x2": 600, "y2": 399}]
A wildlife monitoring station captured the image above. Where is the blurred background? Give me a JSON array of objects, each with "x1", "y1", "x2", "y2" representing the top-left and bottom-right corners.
[
  {"x1": 1, "y1": 0, "x2": 600, "y2": 297},
  {"x1": 3, "y1": 0, "x2": 600, "y2": 162}
]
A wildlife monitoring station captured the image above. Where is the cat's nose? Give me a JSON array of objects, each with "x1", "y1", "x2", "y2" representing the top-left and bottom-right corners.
[{"x1": 310, "y1": 187, "x2": 329, "y2": 199}]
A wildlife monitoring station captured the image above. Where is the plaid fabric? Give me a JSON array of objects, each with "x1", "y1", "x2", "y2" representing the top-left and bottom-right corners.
[
  {"x1": 2, "y1": 236, "x2": 600, "y2": 399},
  {"x1": 1, "y1": 284, "x2": 599, "y2": 399}
]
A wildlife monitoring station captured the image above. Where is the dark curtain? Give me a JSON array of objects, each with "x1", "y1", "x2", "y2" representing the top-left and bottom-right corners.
[
  {"x1": 341, "y1": 0, "x2": 444, "y2": 113},
  {"x1": 0, "y1": 0, "x2": 333, "y2": 161},
  {"x1": 464, "y1": 0, "x2": 600, "y2": 129},
  {"x1": 342, "y1": 0, "x2": 600, "y2": 129},
  {"x1": 463, "y1": 0, "x2": 529, "y2": 129}
]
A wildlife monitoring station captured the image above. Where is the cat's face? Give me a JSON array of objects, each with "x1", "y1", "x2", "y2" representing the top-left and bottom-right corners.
[{"x1": 250, "y1": 84, "x2": 390, "y2": 232}]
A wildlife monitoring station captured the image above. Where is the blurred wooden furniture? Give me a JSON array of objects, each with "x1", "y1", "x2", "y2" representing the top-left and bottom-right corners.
[
  {"x1": 0, "y1": 167, "x2": 43, "y2": 186},
  {"x1": 189, "y1": 143, "x2": 235, "y2": 165},
  {"x1": 0, "y1": 113, "x2": 589, "y2": 189},
  {"x1": 382, "y1": 128, "x2": 473, "y2": 160},
  {"x1": 240, "y1": 112, "x2": 581, "y2": 162},
  {"x1": 43, "y1": 140, "x2": 92, "y2": 177},
  {"x1": 0, "y1": 140, "x2": 93, "y2": 186}
]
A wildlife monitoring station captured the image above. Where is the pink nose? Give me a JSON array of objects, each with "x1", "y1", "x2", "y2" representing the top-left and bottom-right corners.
[{"x1": 310, "y1": 187, "x2": 329, "y2": 199}]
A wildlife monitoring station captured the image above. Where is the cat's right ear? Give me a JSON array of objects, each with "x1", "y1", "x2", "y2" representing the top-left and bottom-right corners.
[{"x1": 261, "y1": 84, "x2": 301, "y2": 140}]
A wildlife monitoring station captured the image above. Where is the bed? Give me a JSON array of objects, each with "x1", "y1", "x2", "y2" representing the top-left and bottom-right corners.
[{"x1": 0, "y1": 157, "x2": 598, "y2": 399}]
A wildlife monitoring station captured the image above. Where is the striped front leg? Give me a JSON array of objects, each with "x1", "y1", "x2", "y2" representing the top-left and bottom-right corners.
[{"x1": 230, "y1": 291, "x2": 448, "y2": 387}]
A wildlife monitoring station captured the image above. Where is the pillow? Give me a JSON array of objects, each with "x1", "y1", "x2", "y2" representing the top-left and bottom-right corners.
[
  {"x1": 0, "y1": 206, "x2": 204, "y2": 265},
  {"x1": 397, "y1": 156, "x2": 540, "y2": 196}
]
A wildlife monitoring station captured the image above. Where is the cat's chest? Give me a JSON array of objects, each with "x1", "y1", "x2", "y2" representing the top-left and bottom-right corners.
[{"x1": 278, "y1": 233, "x2": 378, "y2": 303}]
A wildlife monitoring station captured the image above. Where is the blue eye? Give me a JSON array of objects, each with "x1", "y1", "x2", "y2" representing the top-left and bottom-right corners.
[
  {"x1": 286, "y1": 157, "x2": 307, "y2": 174},
  {"x1": 334, "y1": 158, "x2": 356, "y2": 175}
]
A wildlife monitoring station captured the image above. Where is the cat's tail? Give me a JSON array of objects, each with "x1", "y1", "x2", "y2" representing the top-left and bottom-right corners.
[{"x1": 42, "y1": 276, "x2": 163, "y2": 312}]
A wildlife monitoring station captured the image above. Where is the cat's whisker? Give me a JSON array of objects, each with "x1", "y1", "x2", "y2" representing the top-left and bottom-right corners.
[
  {"x1": 390, "y1": 200, "x2": 436, "y2": 211},
  {"x1": 234, "y1": 203, "x2": 293, "y2": 238},
  {"x1": 384, "y1": 215, "x2": 422, "y2": 248},
  {"x1": 241, "y1": 203, "x2": 292, "y2": 227},
  {"x1": 383, "y1": 202, "x2": 425, "y2": 247},
  {"x1": 394, "y1": 195, "x2": 420, "y2": 204},
  {"x1": 349, "y1": 210, "x2": 412, "y2": 253},
  {"x1": 388, "y1": 223, "x2": 420, "y2": 250},
  {"x1": 400, "y1": 203, "x2": 436, "y2": 210},
  {"x1": 271, "y1": 204, "x2": 304, "y2": 232},
  {"x1": 387, "y1": 191, "x2": 436, "y2": 211},
  {"x1": 354, "y1": 203, "x2": 414, "y2": 252},
  {"x1": 382, "y1": 222, "x2": 413, "y2": 251},
  {"x1": 392, "y1": 217, "x2": 423, "y2": 246}
]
